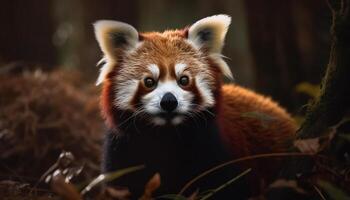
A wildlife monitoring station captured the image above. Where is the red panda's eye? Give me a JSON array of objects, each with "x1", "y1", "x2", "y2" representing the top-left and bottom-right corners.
[
  {"x1": 178, "y1": 75, "x2": 189, "y2": 86},
  {"x1": 144, "y1": 77, "x2": 156, "y2": 88}
]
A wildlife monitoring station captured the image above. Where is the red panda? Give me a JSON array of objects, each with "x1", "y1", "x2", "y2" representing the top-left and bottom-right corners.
[{"x1": 94, "y1": 15, "x2": 297, "y2": 199}]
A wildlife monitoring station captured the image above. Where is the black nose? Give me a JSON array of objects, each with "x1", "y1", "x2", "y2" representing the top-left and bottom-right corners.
[{"x1": 160, "y1": 92, "x2": 178, "y2": 112}]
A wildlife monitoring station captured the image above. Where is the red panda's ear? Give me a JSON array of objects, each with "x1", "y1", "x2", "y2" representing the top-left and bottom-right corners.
[
  {"x1": 188, "y1": 14, "x2": 231, "y2": 54},
  {"x1": 94, "y1": 20, "x2": 139, "y2": 85},
  {"x1": 188, "y1": 15, "x2": 233, "y2": 79}
]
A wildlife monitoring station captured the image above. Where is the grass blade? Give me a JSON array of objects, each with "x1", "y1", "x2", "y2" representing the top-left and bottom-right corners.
[
  {"x1": 317, "y1": 180, "x2": 350, "y2": 200},
  {"x1": 199, "y1": 168, "x2": 251, "y2": 200},
  {"x1": 81, "y1": 165, "x2": 144, "y2": 195}
]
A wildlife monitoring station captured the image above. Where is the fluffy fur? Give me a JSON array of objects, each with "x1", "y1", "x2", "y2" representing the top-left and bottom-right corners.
[{"x1": 94, "y1": 14, "x2": 297, "y2": 198}]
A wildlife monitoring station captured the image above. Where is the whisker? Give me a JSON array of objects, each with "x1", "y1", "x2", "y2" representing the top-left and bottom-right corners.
[
  {"x1": 132, "y1": 108, "x2": 146, "y2": 134},
  {"x1": 116, "y1": 107, "x2": 144, "y2": 130}
]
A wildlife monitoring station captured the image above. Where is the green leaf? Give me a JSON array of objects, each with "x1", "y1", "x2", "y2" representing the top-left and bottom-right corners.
[
  {"x1": 295, "y1": 82, "x2": 320, "y2": 98},
  {"x1": 81, "y1": 165, "x2": 144, "y2": 195},
  {"x1": 317, "y1": 180, "x2": 350, "y2": 200},
  {"x1": 241, "y1": 112, "x2": 275, "y2": 121},
  {"x1": 241, "y1": 112, "x2": 276, "y2": 128},
  {"x1": 195, "y1": 189, "x2": 215, "y2": 198},
  {"x1": 338, "y1": 134, "x2": 350, "y2": 142}
]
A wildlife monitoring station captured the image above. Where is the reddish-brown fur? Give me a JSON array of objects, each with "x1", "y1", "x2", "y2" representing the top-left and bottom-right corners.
[
  {"x1": 101, "y1": 29, "x2": 220, "y2": 125},
  {"x1": 218, "y1": 85, "x2": 297, "y2": 188},
  {"x1": 100, "y1": 29, "x2": 297, "y2": 192}
]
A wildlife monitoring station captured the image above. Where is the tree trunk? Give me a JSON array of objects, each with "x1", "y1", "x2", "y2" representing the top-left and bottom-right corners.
[
  {"x1": 278, "y1": 0, "x2": 350, "y2": 193},
  {"x1": 297, "y1": 0, "x2": 350, "y2": 139}
]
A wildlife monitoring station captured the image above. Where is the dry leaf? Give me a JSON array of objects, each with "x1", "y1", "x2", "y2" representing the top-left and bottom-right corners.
[
  {"x1": 187, "y1": 190, "x2": 199, "y2": 200},
  {"x1": 105, "y1": 187, "x2": 131, "y2": 200},
  {"x1": 269, "y1": 179, "x2": 306, "y2": 194},
  {"x1": 140, "y1": 173, "x2": 161, "y2": 200},
  {"x1": 294, "y1": 138, "x2": 320, "y2": 154},
  {"x1": 51, "y1": 175, "x2": 81, "y2": 200}
]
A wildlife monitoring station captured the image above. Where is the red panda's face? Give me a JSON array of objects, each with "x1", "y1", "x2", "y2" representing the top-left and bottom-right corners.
[
  {"x1": 114, "y1": 33, "x2": 217, "y2": 125},
  {"x1": 94, "y1": 15, "x2": 233, "y2": 127}
]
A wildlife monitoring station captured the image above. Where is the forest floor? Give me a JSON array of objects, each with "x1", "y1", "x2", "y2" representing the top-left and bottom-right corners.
[
  {"x1": 0, "y1": 66, "x2": 349, "y2": 200},
  {"x1": 0, "y1": 67, "x2": 105, "y2": 199}
]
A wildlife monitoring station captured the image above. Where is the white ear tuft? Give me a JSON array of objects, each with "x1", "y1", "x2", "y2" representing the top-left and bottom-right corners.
[
  {"x1": 95, "y1": 57, "x2": 115, "y2": 85},
  {"x1": 94, "y1": 20, "x2": 139, "y2": 85},
  {"x1": 210, "y1": 54, "x2": 233, "y2": 79},
  {"x1": 188, "y1": 14, "x2": 231, "y2": 53}
]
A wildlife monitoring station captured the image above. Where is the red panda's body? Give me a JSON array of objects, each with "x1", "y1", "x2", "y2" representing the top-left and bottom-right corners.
[
  {"x1": 218, "y1": 85, "x2": 296, "y2": 188},
  {"x1": 219, "y1": 84, "x2": 296, "y2": 158},
  {"x1": 94, "y1": 15, "x2": 297, "y2": 199}
]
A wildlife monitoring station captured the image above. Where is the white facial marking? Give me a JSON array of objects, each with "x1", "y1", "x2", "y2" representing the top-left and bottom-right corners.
[
  {"x1": 175, "y1": 63, "x2": 187, "y2": 77},
  {"x1": 195, "y1": 75, "x2": 215, "y2": 107},
  {"x1": 142, "y1": 80, "x2": 193, "y2": 114},
  {"x1": 153, "y1": 117, "x2": 166, "y2": 126},
  {"x1": 172, "y1": 116, "x2": 183, "y2": 125},
  {"x1": 114, "y1": 79, "x2": 139, "y2": 109},
  {"x1": 148, "y1": 64, "x2": 160, "y2": 78}
]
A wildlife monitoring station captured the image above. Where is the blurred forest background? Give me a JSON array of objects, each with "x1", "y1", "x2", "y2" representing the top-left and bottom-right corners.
[
  {"x1": 0, "y1": 0, "x2": 342, "y2": 199},
  {"x1": 0, "y1": 0, "x2": 332, "y2": 112}
]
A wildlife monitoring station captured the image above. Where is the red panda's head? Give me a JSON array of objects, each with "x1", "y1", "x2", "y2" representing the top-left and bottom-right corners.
[{"x1": 94, "y1": 15, "x2": 232, "y2": 127}]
